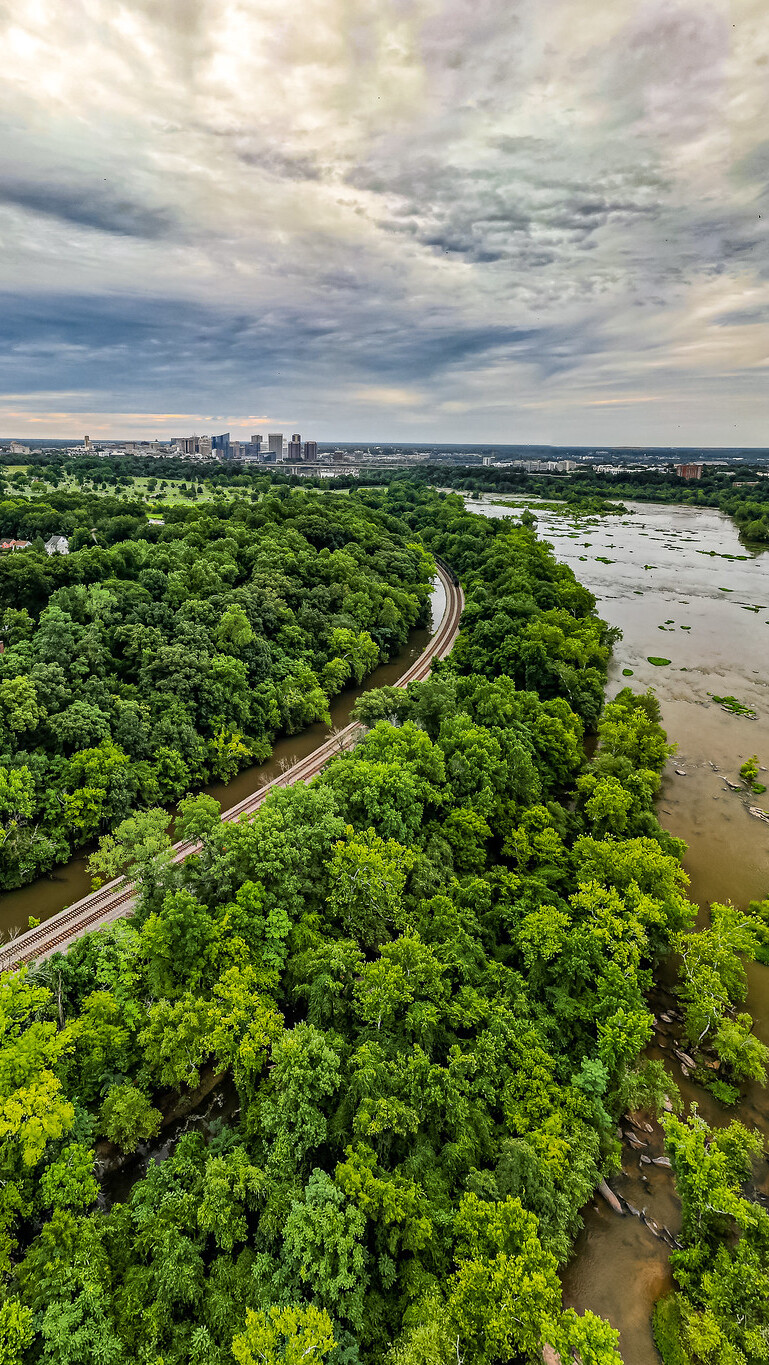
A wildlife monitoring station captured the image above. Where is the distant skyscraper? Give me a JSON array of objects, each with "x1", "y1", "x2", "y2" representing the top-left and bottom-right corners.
[
  {"x1": 304, "y1": 440, "x2": 318, "y2": 462},
  {"x1": 212, "y1": 432, "x2": 231, "y2": 459},
  {"x1": 268, "y1": 432, "x2": 283, "y2": 459},
  {"x1": 84, "y1": 435, "x2": 91, "y2": 449},
  {"x1": 250, "y1": 434, "x2": 262, "y2": 454},
  {"x1": 287, "y1": 433, "x2": 302, "y2": 460}
]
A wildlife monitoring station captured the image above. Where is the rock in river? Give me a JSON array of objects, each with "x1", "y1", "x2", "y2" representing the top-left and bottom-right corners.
[{"x1": 597, "y1": 1179, "x2": 623, "y2": 1215}]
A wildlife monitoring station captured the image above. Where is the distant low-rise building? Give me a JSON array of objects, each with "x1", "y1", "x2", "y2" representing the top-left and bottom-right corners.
[
  {"x1": 673, "y1": 463, "x2": 704, "y2": 480},
  {"x1": 44, "y1": 534, "x2": 69, "y2": 556},
  {"x1": 0, "y1": 539, "x2": 31, "y2": 552},
  {"x1": 8, "y1": 442, "x2": 30, "y2": 455}
]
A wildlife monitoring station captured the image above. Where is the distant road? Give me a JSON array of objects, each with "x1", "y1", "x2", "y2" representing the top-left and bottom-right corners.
[{"x1": 1, "y1": 563, "x2": 463, "y2": 969}]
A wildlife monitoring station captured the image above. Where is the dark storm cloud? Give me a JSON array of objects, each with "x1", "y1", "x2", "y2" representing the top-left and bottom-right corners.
[
  {"x1": 0, "y1": 289, "x2": 562, "y2": 410},
  {"x1": 0, "y1": 178, "x2": 174, "y2": 239},
  {"x1": 0, "y1": 0, "x2": 768, "y2": 441}
]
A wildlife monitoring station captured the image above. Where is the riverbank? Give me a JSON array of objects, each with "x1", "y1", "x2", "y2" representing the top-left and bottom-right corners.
[{"x1": 464, "y1": 493, "x2": 769, "y2": 1365}]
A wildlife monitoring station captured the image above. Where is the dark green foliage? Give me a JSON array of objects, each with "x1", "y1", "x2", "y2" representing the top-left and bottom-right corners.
[
  {"x1": 0, "y1": 488, "x2": 432, "y2": 887},
  {"x1": 0, "y1": 485, "x2": 706, "y2": 1364}
]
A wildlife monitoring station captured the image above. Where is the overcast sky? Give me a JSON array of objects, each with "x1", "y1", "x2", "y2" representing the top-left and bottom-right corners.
[{"x1": 1, "y1": 0, "x2": 767, "y2": 444}]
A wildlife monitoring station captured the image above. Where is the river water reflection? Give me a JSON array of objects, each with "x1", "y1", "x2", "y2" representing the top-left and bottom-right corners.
[{"x1": 467, "y1": 494, "x2": 769, "y2": 1365}]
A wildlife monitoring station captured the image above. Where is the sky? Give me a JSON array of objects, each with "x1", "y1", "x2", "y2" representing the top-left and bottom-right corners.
[{"x1": 0, "y1": 0, "x2": 767, "y2": 445}]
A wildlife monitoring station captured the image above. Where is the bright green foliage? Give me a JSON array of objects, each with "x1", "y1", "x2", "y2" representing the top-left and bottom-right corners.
[
  {"x1": 198, "y1": 1147, "x2": 266, "y2": 1251},
  {"x1": 87, "y1": 807, "x2": 171, "y2": 889},
  {"x1": 38, "y1": 1144, "x2": 98, "y2": 1212},
  {"x1": 327, "y1": 827, "x2": 415, "y2": 947},
  {"x1": 0, "y1": 1299, "x2": 35, "y2": 1364},
  {"x1": 255, "y1": 1024, "x2": 343, "y2": 1168},
  {"x1": 99, "y1": 1084, "x2": 162, "y2": 1153},
  {"x1": 232, "y1": 1304, "x2": 335, "y2": 1365},
  {"x1": 0, "y1": 481, "x2": 744, "y2": 1365},
  {"x1": 740, "y1": 754, "x2": 760, "y2": 787},
  {"x1": 175, "y1": 792, "x2": 221, "y2": 848},
  {"x1": 0, "y1": 972, "x2": 75, "y2": 1273},
  {"x1": 139, "y1": 994, "x2": 217, "y2": 1090},
  {"x1": 713, "y1": 1014, "x2": 769, "y2": 1084},
  {"x1": 278, "y1": 1170, "x2": 369, "y2": 1332},
  {"x1": 676, "y1": 900, "x2": 768, "y2": 1077},
  {"x1": 657, "y1": 1111, "x2": 769, "y2": 1365}
]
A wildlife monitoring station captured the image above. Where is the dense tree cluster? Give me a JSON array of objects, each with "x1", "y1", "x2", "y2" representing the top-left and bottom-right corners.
[
  {"x1": 1, "y1": 485, "x2": 765, "y2": 1363},
  {"x1": 654, "y1": 1110, "x2": 769, "y2": 1365},
  {"x1": 0, "y1": 489, "x2": 432, "y2": 887},
  {"x1": 0, "y1": 488, "x2": 701, "y2": 1365}
]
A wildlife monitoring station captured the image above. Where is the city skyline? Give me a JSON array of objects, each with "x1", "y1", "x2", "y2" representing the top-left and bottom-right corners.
[{"x1": 1, "y1": 1, "x2": 768, "y2": 445}]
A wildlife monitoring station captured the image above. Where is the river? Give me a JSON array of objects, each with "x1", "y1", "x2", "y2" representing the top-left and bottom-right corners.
[
  {"x1": 0, "y1": 576, "x2": 447, "y2": 943},
  {"x1": 466, "y1": 494, "x2": 769, "y2": 1365}
]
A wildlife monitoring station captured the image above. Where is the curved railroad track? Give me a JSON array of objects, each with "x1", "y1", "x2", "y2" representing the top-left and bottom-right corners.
[{"x1": 0, "y1": 562, "x2": 463, "y2": 970}]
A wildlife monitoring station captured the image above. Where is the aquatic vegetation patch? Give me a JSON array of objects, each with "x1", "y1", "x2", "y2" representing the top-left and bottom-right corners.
[
  {"x1": 739, "y1": 755, "x2": 766, "y2": 794},
  {"x1": 709, "y1": 694, "x2": 757, "y2": 718},
  {"x1": 697, "y1": 550, "x2": 749, "y2": 561},
  {"x1": 647, "y1": 656, "x2": 672, "y2": 666},
  {"x1": 622, "y1": 668, "x2": 634, "y2": 677}
]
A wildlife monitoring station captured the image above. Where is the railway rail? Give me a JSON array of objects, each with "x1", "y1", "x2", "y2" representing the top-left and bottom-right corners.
[{"x1": 0, "y1": 562, "x2": 463, "y2": 969}]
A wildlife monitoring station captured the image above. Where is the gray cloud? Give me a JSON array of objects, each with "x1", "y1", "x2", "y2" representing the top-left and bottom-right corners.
[
  {"x1": 0, "y1": 0, "x2": 767, "y2": 443},
  {"x1": 0, "y1": 179, "x2": 174, "y2": 239}
]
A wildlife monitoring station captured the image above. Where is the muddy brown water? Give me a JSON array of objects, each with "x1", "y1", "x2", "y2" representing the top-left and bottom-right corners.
[
  {"x1": 468, "y1": 495, "x2": 769, "y2": 1364},
  {"x1": 0, "y1": 578, "x2": 447, "y2": 942}
]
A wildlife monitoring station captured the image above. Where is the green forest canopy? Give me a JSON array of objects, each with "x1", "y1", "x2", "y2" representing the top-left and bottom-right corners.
[
  {"x1": 0, "y1": 488, "x2": 433, "y2": 888},
  {"x1": 0, "y1": 485, "x2": 767, "y2": 1364}
]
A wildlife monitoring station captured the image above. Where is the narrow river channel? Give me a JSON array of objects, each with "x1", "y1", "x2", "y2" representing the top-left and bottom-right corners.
[
  {"x1": 0, "y1": 577, "x2": 447, "y2": 942},
  {"x1": 467, "y1": 494, "x2": 769, "y2": 1364}
]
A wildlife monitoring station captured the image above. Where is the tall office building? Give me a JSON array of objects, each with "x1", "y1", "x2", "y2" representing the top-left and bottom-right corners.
[
  {"x1": 287, "y1": 433, "x2": 302, "y2": 461},
  {"x1": 250, "y1": 434, "x2": 262, "y2": 455},
  {"x1": 268, "y1": 432, "x2": 283, "y2": 459},
  {"x1": 303, "y1": 440, "x2": 318, "y2": 462},
  {"x1": 212, "y1": 433, "x2": 231, "y2": 459}
]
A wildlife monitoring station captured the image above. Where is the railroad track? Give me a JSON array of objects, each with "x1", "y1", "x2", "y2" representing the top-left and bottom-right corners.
[{"x1": 0, "y1": 563, "x2": 463, "y2": 970}]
